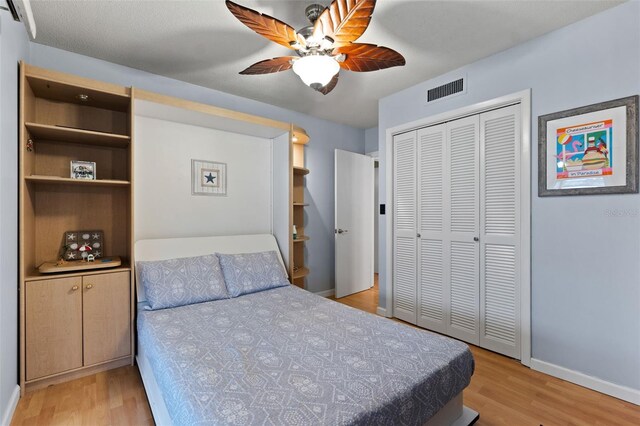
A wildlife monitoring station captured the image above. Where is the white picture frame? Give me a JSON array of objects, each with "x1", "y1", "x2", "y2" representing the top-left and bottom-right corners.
[
  {"x1": 70, "y1": 160, "x2": 96, "y2": 180},
  {"x1": 192, "y1": 159, "x2": 227, "y2": 196}
]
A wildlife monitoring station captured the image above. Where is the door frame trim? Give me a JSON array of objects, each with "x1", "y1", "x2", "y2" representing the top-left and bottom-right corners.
[{"x1": 384, "y1": 89, "x2": 532, "y2": 366}]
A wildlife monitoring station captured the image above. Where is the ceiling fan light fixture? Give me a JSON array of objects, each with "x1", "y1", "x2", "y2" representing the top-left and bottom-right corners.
[{"x1": 292, "y1": 55, "x2": 339, "y2": 88}]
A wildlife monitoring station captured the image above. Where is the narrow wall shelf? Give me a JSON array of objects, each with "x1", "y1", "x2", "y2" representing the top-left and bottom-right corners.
[
  {"x1": 292, "y1": 267, "x2": 310, "y2": 279},
  {"x1": 26, "y1": 74, "x2": 130, "y2": 111},
  {"x1": 25, "y1": 122, "x2": 130, "y2": 148},
  {"x1": 293, "y1": 236, "x2": 309, "y2": 243},
  {"x1": 293, "y1": 202, "x2": 309, "y2": 207},
  {"x1": 293, "y1": 166, "x2": 309, "y2": 176},
  {"x1": 25, "y1": 175, "x2": 131, "y2": 187}
]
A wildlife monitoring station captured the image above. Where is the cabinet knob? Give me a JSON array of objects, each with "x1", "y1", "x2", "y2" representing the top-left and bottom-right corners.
[
  {"x1": 86, "y1": 284, "x2": 93, "y2": 289},
  {"x1": 71, "y1": 285, "x2": 79, "y2": 291}
]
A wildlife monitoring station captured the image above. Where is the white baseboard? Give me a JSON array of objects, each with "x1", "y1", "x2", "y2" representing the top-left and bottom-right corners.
[
  {"x1": 1, "y1": 385, "x2": 20, "y2": 426},
  {"x1": 376, "y1": 306, "x2": 387, "y2": 317},
  {"x1": 530, "y1": 358, "x2": 640, "y2": 405},
  {"x1": 314, "y1": 289, "x2": 335, "y2": 298}
]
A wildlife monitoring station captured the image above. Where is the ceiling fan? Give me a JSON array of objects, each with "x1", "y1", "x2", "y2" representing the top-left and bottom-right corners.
[{"x1": 226, "y1": 0, "x2": 405, "y2": 95}]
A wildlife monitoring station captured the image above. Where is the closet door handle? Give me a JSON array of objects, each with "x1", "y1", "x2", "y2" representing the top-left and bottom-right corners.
[
  {"x1": 473, "y1": 237, "x2": 479, "y2": 242},
  {"x1": 417, "y1": 233, "x2": 421, "y2": 238},
  {"x1": 86, "y1": 284, "x2": 93, "y2": 290},
  {"x1": 71, "y1": 285, "x2": 79, "y2": 291}
]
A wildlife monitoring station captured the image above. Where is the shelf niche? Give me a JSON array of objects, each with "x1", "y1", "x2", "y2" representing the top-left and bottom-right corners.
[{"x1": 290, "y1": 127, "x2": 309, "y2": 289}]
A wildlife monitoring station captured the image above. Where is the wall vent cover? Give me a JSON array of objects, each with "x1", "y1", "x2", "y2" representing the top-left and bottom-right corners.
[{"x1": 427, "y1": 78, "x2": 465, "y2": 102}]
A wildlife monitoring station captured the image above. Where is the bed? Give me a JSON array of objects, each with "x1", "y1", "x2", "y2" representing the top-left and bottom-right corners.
[{"x1": 135, "y1": 234, "x2": 478, "y2": 426}]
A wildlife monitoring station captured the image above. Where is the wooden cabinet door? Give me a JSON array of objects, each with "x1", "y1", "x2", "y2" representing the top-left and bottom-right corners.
[
  {"x1": 26, "y1": 277, "x2": 83, "y2": 380},
  {"x1": 82, "y1": 271, "x2": 131, "y2": 366}
]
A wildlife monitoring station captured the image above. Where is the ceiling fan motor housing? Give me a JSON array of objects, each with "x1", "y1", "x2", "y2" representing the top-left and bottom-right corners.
[{"x1": 305, "y1": 4, "x2": 326, "y2": 23}]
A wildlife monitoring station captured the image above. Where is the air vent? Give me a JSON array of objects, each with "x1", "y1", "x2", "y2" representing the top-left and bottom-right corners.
[{"x1": 427, "y1": 78, "x2": 465, "y2": 103}]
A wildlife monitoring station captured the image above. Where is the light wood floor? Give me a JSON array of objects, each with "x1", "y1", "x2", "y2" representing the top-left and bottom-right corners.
[{"x1": 12, "y1": 277, "x2": 640, "y2": 425}]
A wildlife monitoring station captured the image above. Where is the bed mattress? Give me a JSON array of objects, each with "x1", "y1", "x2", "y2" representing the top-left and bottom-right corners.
[{"x1": 137, "y1": 285, "x2": 474, "y2": 425}]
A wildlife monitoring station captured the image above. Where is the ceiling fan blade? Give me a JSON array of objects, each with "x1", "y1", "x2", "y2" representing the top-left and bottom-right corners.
[
  {"x1": 315, "y1": 73, "x2": 339, "y2": 95},
  {"x1": 240, "y1": 57, "x2": 296, "y2": 75},
  {"x1": 226, "y1": 1, "x2": 305, "y2": 50},
  {"x1": 334, "y1": 43, "x2": 405, "y2": 72},
  {"x1": 313, "y1": 0, "x2": 376, "y2": 45}
]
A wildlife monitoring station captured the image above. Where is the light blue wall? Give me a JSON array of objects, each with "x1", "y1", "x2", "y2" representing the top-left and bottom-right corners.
[
  {"x1": 28, "y1": 43, "x2": 365, "y2": 295},
  {"x1": 365, "y1": 126, "x2": 378, "y2": 154},
  {"x1": 378, "y1": 1, "x2": 640, "y2": 390},
  {"x1": 0, "y1": 11, "x2": 29, "y2": 422}
]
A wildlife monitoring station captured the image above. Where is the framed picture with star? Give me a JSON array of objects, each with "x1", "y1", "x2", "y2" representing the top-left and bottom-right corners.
[{"x1": 192, "y1": 159, "x2": 227, "y2": 196}]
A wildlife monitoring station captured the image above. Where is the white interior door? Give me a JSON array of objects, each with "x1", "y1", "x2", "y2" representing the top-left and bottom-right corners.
[
  {"x1": 392, "y1": 132, "x2": 418, "y2": 323},
  {"x1": 446, "y1": 115, "x2": 480, "y2": 345},
  {"x1": 335, "y1": 149, "x2": 374, "y2": 298},
  {"x1": 480, "y1": 104, "x2": 522, "y2": 358}
]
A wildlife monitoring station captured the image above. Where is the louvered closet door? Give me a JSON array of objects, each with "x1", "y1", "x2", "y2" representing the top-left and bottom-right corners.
[
  {"x1": 446, "y1": 115, "x2": 480, "y2": 345},
  {"x1": 416, "y1": 124, "x2": 448, "y2": 333},
  {"x1": 393, "y1": 131, "x2": 418, "y2": 324},
  {"x1": 479, "y1": 105, "x2": 521, "y2": 358}
]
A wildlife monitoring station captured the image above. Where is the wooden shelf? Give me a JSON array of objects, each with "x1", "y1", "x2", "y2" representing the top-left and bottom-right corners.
[
  {"x1": 25, "y1": 264, "x2": 131, "y2": 282},
  {"x1": 293, "y1": 166, "x2": 309, "y2": 176},
  {"x1": 26, "y1": 74, "x2": 130, "y2": 111},
  {"x1": 293, "y1": 202, "x2": 308, "y2": 207},
  {"x1": 292, "y1": 126, "x2": 310, "y2": 145},
  {"x1": 293, "y1": 236, "x2": 309, "y2": 243},
  {"x1": 25, "y1": 176, "x2": 131, "y2": 187},
  {"x1": 292, "y1": 267, "x2": 310, "y2": 280},
  {"x1": 26, "y1": 122, "x2": 130, "y2": 148}
]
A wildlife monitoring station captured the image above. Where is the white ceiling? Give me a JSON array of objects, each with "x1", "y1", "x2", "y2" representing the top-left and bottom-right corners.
[{"x1": 29, "y1": 0, "x2": 623, "y2": 129}]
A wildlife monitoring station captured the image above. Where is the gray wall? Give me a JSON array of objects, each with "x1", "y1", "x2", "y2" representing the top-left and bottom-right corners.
[
  {"x1": 378, "y1": 1, "x2": 640, "y2": 390},
  {"x1": 365, "y1": 126, "x2": 379, "y2": 154},
  {"x1": 28, "y1": 43, "x2": 365, "y2": 295},
  {"x1": 0, "y1": 11, "x2": 29, "y2": 423},
  {"x1": 365, "y1": 127, "x2": 380, "y2": 274}
]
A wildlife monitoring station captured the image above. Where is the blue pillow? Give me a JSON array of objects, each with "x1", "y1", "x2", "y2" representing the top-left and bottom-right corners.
[
  {"x1": 137, "y1": 254, "x2": 229, "y2": 310},
  {"x1": 218, "y1": 251, "x2": 289, "y2": 297}
]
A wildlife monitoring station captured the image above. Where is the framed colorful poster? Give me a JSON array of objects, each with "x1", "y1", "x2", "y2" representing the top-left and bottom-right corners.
[
  {"x1": 192, "y1": 159, "x2": 227, "y2": 196},
  {"x1": 538, "y1": 95, "x2": 638, "y2": 196}
]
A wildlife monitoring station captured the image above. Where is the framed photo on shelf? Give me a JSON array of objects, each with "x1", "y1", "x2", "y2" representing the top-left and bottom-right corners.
[
  {"x1": 192, "y1": 159, "x2": 227, "y2": 196},
  {"x1": 538, "y1": 95, "x2": 638, "y2": 196},
  {"x1": 70, "y1": 160, "x2": 96, "y2": 180},
  {"x1": 63, "y1": 230, "x2": 104, "y2": 261}
]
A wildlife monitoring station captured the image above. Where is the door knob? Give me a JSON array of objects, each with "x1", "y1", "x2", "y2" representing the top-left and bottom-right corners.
[
  {"x1": 86, "y1": 284, "x2": 93, "y2": 289},
  {"x1": 473, "y1": 237, "x2": 479, "y2": 242},
  {"x1": 336, "y1": 229, "x2": 349, "y2": 234},
  {"x1": 417, "y1": 233, "x2": 421, "y2": 238},
  {"x1": 71, "y1": 285, "x2": 79, "y2": 291}
]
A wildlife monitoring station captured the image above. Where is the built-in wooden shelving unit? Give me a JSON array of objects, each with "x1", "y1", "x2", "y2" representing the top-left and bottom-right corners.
[
  {"x1": 19, "y1": 63, "x2": 135, "y2": 395},
  {"x1": 290, "y1": 126, "x2": 309, "y2": 289}
]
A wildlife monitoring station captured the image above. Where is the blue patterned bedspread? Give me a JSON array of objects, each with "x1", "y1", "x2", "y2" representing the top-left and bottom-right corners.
[{"x1": 138, "y1": 285, "x2": 474, "y2": 426}]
